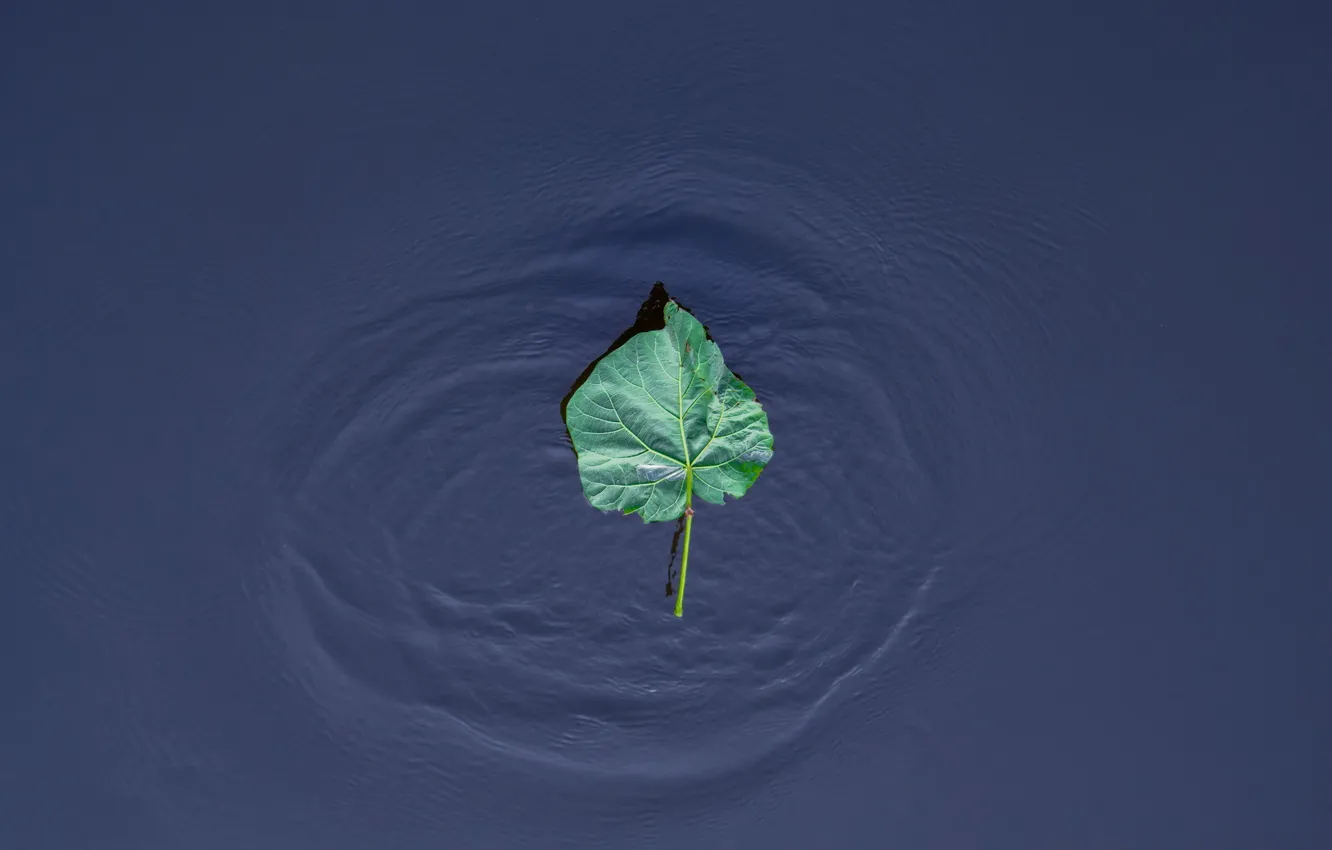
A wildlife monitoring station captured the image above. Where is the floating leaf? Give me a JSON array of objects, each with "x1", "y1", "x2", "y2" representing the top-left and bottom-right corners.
[{"x1": 563, "y1": 285, "x2": 774, "y2": 616}]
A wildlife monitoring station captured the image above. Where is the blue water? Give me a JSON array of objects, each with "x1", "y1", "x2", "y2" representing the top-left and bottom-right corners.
[{"x1": 5, "y1": 2, "x2": 1330, "y2": 848}]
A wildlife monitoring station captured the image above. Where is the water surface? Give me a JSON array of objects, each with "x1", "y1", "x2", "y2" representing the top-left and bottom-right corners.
[{"x1": 4, "y1": 1, "x2": 1329, "y2": 848}]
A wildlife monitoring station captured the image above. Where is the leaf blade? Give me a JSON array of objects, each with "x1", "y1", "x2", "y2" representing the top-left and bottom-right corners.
[{"x1": 566, "y1": 298, "x2": 773, "y2": 524}]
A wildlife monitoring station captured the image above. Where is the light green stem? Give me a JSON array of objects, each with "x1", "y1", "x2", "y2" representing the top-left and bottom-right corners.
[{"x1": 673, "y1": 469, "x2": 695, "y2": 617}]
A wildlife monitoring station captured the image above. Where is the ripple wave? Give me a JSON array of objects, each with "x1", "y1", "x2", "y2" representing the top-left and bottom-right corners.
[{"x1": 250, "y1": 147, "x2": 1072, "y2": 790}]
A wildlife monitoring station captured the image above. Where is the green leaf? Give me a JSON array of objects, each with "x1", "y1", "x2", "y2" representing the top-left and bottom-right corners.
[{"x1": 564, "y1": 295, "x2": 774, "y2": 616}]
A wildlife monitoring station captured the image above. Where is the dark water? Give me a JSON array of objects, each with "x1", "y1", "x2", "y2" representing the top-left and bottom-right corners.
[{"x1": 5, "y1": 2, "x2": 1330, "y2": 848}]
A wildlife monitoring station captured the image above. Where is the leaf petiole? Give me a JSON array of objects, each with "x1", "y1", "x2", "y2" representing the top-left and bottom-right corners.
[{"x1": 673, "y1": 468, "x2": 695, "y2": 617}]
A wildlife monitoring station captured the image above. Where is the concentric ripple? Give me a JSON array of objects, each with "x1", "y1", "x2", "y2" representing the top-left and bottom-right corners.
[{"x1": 253, "y1": 148, "x2": 1070, "y2": 787}]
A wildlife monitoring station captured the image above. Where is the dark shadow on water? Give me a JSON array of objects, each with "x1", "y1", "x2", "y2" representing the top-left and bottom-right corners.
[{"x1": 665, "y1": 514, "x2": 686, "y2": 596}]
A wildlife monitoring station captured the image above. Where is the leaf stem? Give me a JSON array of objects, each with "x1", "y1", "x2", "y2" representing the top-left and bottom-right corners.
[{"x1": 673, "y1": 469, "x2": 695, "y2": 617}]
